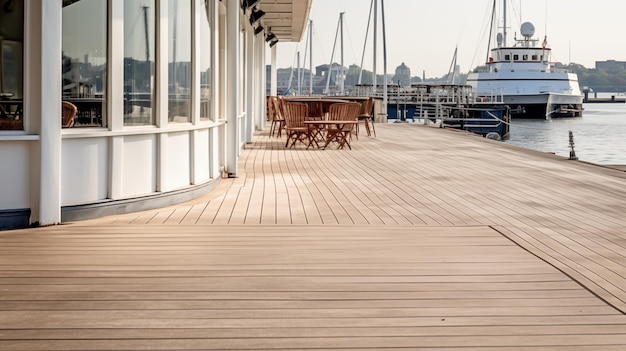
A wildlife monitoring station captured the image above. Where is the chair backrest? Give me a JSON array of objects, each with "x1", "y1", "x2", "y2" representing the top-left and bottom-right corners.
[
  {"x1": 328, "y1": 102, "x2": 361, "y2": 122},
  {"x1": 275, "y1": 96, "x2": 287, "y2": 121},
  {"x1": 359, "y1": 97, "x2": 374, "y2": 117},
  {"x1": 266, "y1": 96, "x2": 275, "y2": 121},
  {"x1": 62, "y1": 101, "x2": 77, "y2": 128},
  {"x1": 307, "y1": 100, "x2": 324, "y2": 119},
  {"x1": 283, "y1": 102, "x2": 308, "y2": 129}
]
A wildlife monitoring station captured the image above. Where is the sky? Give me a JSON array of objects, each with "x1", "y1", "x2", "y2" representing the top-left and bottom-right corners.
[{"x1": 270, "y1": 0, "x2": 626, "y2": 78}]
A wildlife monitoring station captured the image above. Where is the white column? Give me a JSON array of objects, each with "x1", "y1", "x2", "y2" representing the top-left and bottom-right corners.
[
  {"x1": 157, "y1": 0, "x2": 169, "y2": 190},
  {"x1": 256, "y1": 32, "x2": 265, "y2": 130},
  {"x1": 217, "y1": 1, "x2": 227, "y2": 176},
  {"x1": 109, "y1": 0, "x2": 124, "y2": 132},
  {"x1": 109, "y1": 1, "x2": 125, "y2": 199},
  {"x1": 190, "y1": 0, "x2": 203, "y2": 185},
  {"x1": 191, "y1": 0, "x2": 202, "y2": 125},
  {"x1": 270, "y1": 45, "x2": 277, "y2": 96},
  {"x1": 226, "y1": 0, "x2": 239, "y2": 177},
  {"x1": 156, "y1": 0, "x2": 169, "y2": 128},
  {"x1": 211, "y1": 0, "x2": 221, "y2": 179},
  {"x1": 260, "y1": 37, "x2": 267, "y2": 128},
  {"x1": 37, "y1": 0, "x2": 63, "y2": 225},
  {"x1": 245, "y1": 29, "x2": 254, "y2": 142}
]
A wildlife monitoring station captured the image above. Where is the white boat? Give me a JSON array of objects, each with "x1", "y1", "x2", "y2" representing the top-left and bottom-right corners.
[{"x1": 466, "y1": 0, "x2": 583, "y2": 118}]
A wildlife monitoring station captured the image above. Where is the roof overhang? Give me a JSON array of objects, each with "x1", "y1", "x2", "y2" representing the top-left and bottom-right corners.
[{"x1": 254, "y1": 0, "x2": 313, "y2": 42}]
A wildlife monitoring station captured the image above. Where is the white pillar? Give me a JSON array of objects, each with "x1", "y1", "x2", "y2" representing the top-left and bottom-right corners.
[
  {"x1": 157, "y1": 0, "x2": 169, "y2": 191},
  {"x1": 270, "y1": 45, "x2": 277, "y2": 96},
  {"x1": 211, "y1": 0, "x2": 221, "y2": 179},
  {"x1": 226, "y1": 0, "x2": 239, "y2": 177},
  {"x1": 245, "y1": 29, "x2": 254, "y2": 142},
  {"x1": 191, "y1": 0, "x2": 202, "y2": 126},
  {"x1": 256, "y1": 33, "x2": 265, "y2": 130},
  {"x1": 37, "y1": 0, "x2": 63, "y2": 225}
]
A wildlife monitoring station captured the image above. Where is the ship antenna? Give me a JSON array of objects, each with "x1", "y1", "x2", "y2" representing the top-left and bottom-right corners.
[{"x1": 502, "y1": 0, "x2": 507, "y2": 46}]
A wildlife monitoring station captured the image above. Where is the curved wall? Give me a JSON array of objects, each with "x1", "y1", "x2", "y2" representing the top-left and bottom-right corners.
[{"x1": 0, "y1": 0, "x2": 266, "y2": 229}]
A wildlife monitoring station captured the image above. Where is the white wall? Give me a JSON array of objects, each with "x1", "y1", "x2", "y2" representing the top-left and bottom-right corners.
[
  {"x1": 61, "y1": 138, "x2": 109, "y2": 205},
  {"x1": 0, "y1": 141, "x2": 31, "y2": 209},
  {"x1": 162, "y1": 131, "x2": 191, "y2": 191},
  {"x1": 121, "y1": 134, "x2": 157, "y2": 198},
  {"x1": 0, "y1": 0, "x2": 270, "y2": 225}
]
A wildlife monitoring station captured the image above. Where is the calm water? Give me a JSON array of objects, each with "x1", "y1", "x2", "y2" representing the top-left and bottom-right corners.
[{"x1": 505, "y1": 103, "x2": 626, "y2": 165}]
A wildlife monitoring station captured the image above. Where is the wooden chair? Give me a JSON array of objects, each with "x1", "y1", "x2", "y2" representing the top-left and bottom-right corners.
[
  {"x1": 266, "y1": 96, "x2": 274, "y2": 122},
  {"x1": 357, "y1": 97, "x2": 376, "y2": 137},
  {"x1": 326, "y1": 102, "x2": 361, "y2": 149},
  {"x1": 268, "y1": 96, "x2": 285, "y2": 137},
  {"x1": 307, "y1": 100, "x2": 324, "y2": 120},
  {"x1": 62, "y1": 101, "x2": 78, "y2": 128},
  {"x1": 282, "y1": 102, "x2": 311, "y2": 148}
]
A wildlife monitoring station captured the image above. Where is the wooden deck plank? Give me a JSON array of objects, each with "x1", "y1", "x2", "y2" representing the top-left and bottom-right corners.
[
  {"x1": 3, "y1": 124, "x2": 626, "y2": 349},
  {"x1": 1, "y1": 223, "x2": 625, "y2": 349},
  {"x1": 2, "y1": 324, "x2": 626, "y2": 340}
]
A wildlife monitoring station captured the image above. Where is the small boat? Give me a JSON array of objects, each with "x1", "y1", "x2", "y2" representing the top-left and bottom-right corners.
[
  {"x1": 466, "y1": 0, "x2": 583, "y2": 119},
  {"x1": 355, "y1": 83, "x2": 512, "y2": 140}
]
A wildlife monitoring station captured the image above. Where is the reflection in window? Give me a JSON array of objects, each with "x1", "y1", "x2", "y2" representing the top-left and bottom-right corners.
[
  {"x1": 0, "y1": 0, "x2": 24, "y2": 130},
  {"x1": 199, "y1": 0, "x2": 212, "y2": 121},
  {"x1": 168, "y1": 0, "x2": 191, "y2": 123},
  {"x1": 124, "y1": 0, "x2": 155, "y2": 126},
  {"x1": 62, "y1": 0, "x2": 107, "y2": 128}
]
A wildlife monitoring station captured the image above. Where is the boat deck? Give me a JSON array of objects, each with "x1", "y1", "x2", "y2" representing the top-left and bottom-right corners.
[{"x1": 1, "y1": 124, "x2": 625, "y2": 349}]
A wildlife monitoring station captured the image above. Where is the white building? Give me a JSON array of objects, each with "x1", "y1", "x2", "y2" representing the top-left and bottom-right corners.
[{"x1": 0, "y1": 0, "x2": 311, "y2": 229}]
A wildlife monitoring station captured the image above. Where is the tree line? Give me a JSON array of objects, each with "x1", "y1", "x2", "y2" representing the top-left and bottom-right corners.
[{"x1": 558, "y1": 63, "x2": 626, "y2": 92}]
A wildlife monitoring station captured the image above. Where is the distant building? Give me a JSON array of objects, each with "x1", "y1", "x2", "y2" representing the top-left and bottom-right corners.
[
  {"x1": 265, "y1": 66, "x2": 318, "y2": 95},
  {"x1": 392, "y1": 62, "x2": 411, "y2": 87},
  {"x1": 596, "y1": 60, "x2": 626, "y2": 71}
]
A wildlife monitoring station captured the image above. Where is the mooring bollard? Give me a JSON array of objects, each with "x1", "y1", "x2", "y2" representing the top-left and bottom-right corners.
[{"x1": 568, "y1": 130, "x2": 578, "y2": 160}]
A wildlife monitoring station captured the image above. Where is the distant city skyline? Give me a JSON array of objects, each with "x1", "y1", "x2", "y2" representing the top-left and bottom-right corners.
[{"x1": 269, "y1": 0, "x2": 626, "y2": 78}]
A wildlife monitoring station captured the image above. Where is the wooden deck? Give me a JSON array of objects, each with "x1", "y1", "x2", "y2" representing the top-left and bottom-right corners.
[{"x1": 1, "y1": 124, "x2": 626, "y2": 349}]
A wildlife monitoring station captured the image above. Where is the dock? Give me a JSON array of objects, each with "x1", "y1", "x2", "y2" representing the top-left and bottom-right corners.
[
  {"x1": 1, "y1": 124, "x2": 626, "y2": 350},
  {"x1": 584, "y1": 94, "x2": 626, "y2": 103}
]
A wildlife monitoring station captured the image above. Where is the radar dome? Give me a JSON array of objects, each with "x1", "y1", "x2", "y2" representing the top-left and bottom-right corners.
[{"x1": 520, "y1": 22, "x2": 535, "y2": 38}]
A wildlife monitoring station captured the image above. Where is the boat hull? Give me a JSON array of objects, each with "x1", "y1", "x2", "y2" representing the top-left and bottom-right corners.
[
  {"x1": 502, "y1": 93, "x2": 584, "y2": 118},
  {"x1": 467, "y1": 72, "x2": 584, "y2": 118}
]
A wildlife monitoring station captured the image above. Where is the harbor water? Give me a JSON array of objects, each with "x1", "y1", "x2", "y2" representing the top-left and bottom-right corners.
[{"x1": 504, "y1": 103, "x2": 626, "y2": 166}]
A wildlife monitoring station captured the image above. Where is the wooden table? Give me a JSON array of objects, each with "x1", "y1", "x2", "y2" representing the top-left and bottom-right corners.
[
  {"x1": 304, "y1": 120, "x2": 358, "y2": 150},
  {"x1": 286, "y1": 98, "x2": 357, "y2": 118}
]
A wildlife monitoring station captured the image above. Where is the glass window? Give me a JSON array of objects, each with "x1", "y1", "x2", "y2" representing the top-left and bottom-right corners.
[
  {"x1": 199, "y1": 0, "x2": 212, "y2": 121},
  {"x1": 62, "y1": 0, "x2": 107, "y2": 128},
  {"x1": 168, "y1": 0, "x2": 191, "y2": 123},
  {"x1": 0, "y1": 0, "x2": 24, "y2": 131},
  {"x1": 504, "y1": 54, "x2": 510, "y2": 61},
  {"x1": 124, "y1": 0, "x2": 156, "y2": 126},
  {"x1": 513, "y1": 55, "x2": 519, "y2": 61}
]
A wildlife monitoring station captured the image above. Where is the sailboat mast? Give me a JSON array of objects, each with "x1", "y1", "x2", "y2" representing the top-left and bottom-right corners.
[
  {"x1": 381, "y1": 0, "x2": 388, "y2": 112},
  {"x1": 297, "y1": 51, "x2": 301, "y2": 95},
  {"x1": 373, "y1": 0, "x2": 378, "y2": 92},
  {"x1": 309, "y1": 20, "x2": 313, "y2": 95},
  {"x1": 358, "y1": 0, "x2": 375, "y2": 85},
  {"x1": 325, "y1": 13, "x2": 343, "y2": 95},
  {"x1": 142, "y1": 6, "x2": 150, "y2": 62},
  {"x1": 340, "y1": 12, "x2": 345, "y2": 95}
]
